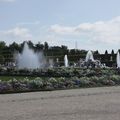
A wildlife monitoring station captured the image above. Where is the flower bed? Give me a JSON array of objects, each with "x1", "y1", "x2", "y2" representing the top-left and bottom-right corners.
[
  {"x1": 0, "y1": 74, "x2": 120, "y2": 94},
  {"x1": 0, "y1": 67, "x2": 120, "y2": 93}
]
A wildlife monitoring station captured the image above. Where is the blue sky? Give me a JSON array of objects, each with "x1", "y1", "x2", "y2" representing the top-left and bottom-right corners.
[{"x1": 0, "y1": 0, "x2": 120, "y2": 53}]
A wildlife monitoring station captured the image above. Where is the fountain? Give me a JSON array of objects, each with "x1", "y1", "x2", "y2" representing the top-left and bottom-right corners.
[
  {"x1": 85, "y1": 50, "x2": 94, "y2": 62},
  {"x1": 117, "y1": 51, "x2": 120, "y2": 68},
  {"x1": 83, "y1": 50, "x2": 103, "y2": 68},
  {"x1": 15, "y1": 43, "x2": 104, "y2": 69},
  {"x1": 17, "y1": 42, "x2": 41, "y2": 69},
  {"x1": 64, "y1": 55, "x2": 68, "y2": 67},
  {"x1": 49, "y1": 59, "x2": 54, "y2": 68}
]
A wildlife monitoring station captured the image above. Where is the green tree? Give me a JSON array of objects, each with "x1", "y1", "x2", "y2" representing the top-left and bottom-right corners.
[
  {"x1": 9, "y1": 42, "x2": 20, "y2": 52},
  {"x1": 69, "y1": 49, "x2": 76, "y2": 55},
  {"x1": 0, "y1": 41, "x2": 6, "y2": 50},
  {"x1": 28, "y1": 40, "x2": 34, "y2": 49},
  {"x1": 111, "y1": 49, "x2": 114, "y2": 55},
  {"x1": 35, "y1": 42, "x2": 44, "y2": 50},
  {"x1": 105, "y1": 50, "x2": 108, "y2": 54},
  {"x1": 94, "y1": 50, "x2": 99, "y2": 54},
  {"x1": 61, "y1": 45, "x2": 67, "y2": 50},
  {"x1": 0, "y1": 55, "x2": 5, "y2": 64},
  {"x1": 118, "y1": 49, "x2": 120, "y2": 54},
  {"x1": 44, "y1": 42, "x2": 49, "y2": 50}
]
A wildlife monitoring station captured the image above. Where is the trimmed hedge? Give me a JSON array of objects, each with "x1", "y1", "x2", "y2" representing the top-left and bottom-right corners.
[{"x1": 0, "y1": 67, "x2": 119, "y2": 77}]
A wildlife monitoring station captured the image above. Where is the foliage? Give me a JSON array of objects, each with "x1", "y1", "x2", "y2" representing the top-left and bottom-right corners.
[
  {"x1": 0, "y1": 68, "x2": 120, "y2": 93},
  {"x1": 0, "y1": 74, "x2": 119, "y2": 93},
  {"x1": 0, "y1": 67, "x2": 119, "y2": 77}
]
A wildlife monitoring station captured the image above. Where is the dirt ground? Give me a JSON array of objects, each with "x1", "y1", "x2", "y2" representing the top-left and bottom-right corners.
[{"x1": 0, "y1": 86, "x2": 120, "y2": 120}]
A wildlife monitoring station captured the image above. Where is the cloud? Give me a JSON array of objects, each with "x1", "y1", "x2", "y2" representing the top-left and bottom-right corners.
[
  {"x1": 17, "y1": 21, "x2": 40, "y2": 26},
  {"x1": 50, "y1": 24, "x2": 76, "y2": 35},
  {"x1": 0, "y1": 27, "x2": 32, "y2": 43},
  {"x1": 1, "y1": 27, "x2": 32, "y2": 38},
  {"x1": 49, "y1": 16, "x2": 120, "y2": 45},
  {"x1": 1, "y1": 16, "x2": 120, "y2": 53},
  {"x1": 0, "y1": 0, "x2": 16, "y2": 2}
]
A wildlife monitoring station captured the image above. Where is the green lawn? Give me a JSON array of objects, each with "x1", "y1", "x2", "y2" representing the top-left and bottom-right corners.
[{"x1": 0, "y1": 76, "x2": 37, "y2": 81}]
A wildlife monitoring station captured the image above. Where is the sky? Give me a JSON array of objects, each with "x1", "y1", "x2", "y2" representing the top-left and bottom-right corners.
[{"x1": 0, "y1": 0, "x2": 120, "y2": 53}]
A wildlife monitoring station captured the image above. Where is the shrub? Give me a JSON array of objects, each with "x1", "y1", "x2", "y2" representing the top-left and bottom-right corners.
[
  {"x1": 79, "y1": 77, "x2": 91, "y2": 87},
  {"x1": 28, "y1": 77, "x2": 44, "y2": 89},
  {"x1": 0, "y1": 81, "x2": 12, "y2": 92},
  {"x1": 110, "y1": 75, "x2": 120, "y2": 84}
]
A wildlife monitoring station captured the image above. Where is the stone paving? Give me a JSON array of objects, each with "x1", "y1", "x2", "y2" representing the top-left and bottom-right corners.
[{"x1": 0, "y1": 86, "x2": 120, "y2": 120}]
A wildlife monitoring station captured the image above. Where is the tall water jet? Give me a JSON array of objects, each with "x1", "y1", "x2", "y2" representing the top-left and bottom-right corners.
[
  {"x1": 64, "y1": 55, "x2": 68, "y2": 67},
  {"x1": 85, "y1": 50, "x2": 94, "y2": 62},
  {"x1": 17, "y1": 42, "x2": 40, "y2": 69},
  {"x1": 116, "y1": 51, "x2": 120, "y2": 68},
  {"x1": 49, "y1": 59, "x2": 54, "y2": 68}
]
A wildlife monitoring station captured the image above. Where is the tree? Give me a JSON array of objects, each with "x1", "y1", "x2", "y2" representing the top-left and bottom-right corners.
[
  {"x1": 61, "y1": 45, "x2": 67, "y2": 50},
  {"x1": 79, "y1": 50, "x2": 87, "y2": 54},
  {"x1": 104, "y1": 50, "x2": 109, "y2": 62},
  {"x1": 28, "y1": 40, "x2": 34, "y2": 49},
  {"x1": 111, "y1": 49, "x2": 114, "y2": 55},
  {"x1": 9, "y1": 42, "x2": 20, "y2": 52},
  {"x1": 105, "y1": 50, "x2": 108, "y2": 54},
  {"x1": 35, "y1": 42, "x2": 44, "y2": 50},
  {"x1": 94, "y1": 50, "x2": 99, "y2": 54},
  {"x1": 118, "y1": 49, "x2": 120, "y2": 53},
  {"x1": 0, "y1": 55, "x2": 5, "y2": 64},
  {"x1": 0, "y1": 41, "x2": 6, "y2": 50},
  {"x1": 69, "y1": 49, "x2": 76, "y2": 55},
  {"x1": 44, "y1": 42, "x2": 49, "y2": 50}
]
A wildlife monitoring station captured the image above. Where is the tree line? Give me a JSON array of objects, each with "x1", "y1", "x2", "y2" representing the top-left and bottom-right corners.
[{"x1": 0, "y1": 40, "x2": 117, "y2": 65}]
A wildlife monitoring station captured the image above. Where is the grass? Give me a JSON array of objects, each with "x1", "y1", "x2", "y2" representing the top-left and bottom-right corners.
[{"x1": 0, "y1": 76, "x2": 37, "y2": 81}]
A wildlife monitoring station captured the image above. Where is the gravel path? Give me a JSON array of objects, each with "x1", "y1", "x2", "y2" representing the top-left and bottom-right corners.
[{"x1": 0, "y1": 86, "x2": 120, "y2": 120}]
